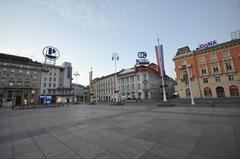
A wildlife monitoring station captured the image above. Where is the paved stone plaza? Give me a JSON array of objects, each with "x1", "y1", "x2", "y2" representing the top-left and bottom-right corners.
[{"x1": 0, "y1": 103, "x2": 240, "y2": 159}]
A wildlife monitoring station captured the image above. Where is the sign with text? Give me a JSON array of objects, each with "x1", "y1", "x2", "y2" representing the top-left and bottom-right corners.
[{"x1": 199, "y1": 40, "x2": 217, "y2": 49}]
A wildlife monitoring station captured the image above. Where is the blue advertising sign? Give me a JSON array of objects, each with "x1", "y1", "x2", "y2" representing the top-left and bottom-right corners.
[
  {"x1": 138, "y1": 52, "x2": 147, "y2": 59},
  {"x1": 40, "y1": 96, "x2": 52, "y2": 104},
  {"x1": 67, "y1": 67, "x2": 72, "y2": 79}
]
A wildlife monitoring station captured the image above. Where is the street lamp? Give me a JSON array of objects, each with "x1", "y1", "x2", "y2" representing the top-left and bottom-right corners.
[
  {"x1": 74, "y1": 71, "x2": 80, "y2": 83},
  {"x1": 184, "y1": 63, "x2": 195, "y2": 105},
  {"x1": 112, "y1": 53, "x2": 119, "y2": 102}
]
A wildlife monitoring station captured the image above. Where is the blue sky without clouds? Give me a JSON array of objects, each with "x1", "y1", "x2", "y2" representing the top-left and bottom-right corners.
[{"x1": 1, "y1": 0, "x2": 240, "y2": 86}]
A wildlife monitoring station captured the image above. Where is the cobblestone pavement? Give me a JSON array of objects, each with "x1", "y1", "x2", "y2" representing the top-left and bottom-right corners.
[{"x1": 0, "y1": 103, "x2": 240, "y2": 159}]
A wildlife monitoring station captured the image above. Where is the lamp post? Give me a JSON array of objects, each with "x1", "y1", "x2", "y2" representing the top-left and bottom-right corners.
[
  {"x1": 74, "y1": 71, "x2": 80, "y2": 83},
  {"x1": 112, "y1": 53, "x2": 119, "y2": 102},
  {"x1": 185, "y1": 63, "x2": 195, "y2": 105}
]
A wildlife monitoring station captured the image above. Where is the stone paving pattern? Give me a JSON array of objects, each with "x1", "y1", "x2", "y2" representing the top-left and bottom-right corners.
[{"x1": 0, "y1": 103, "x2": 240, "y2": 159}]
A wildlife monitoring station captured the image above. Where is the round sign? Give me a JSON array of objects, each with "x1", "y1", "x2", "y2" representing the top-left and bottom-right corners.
[
  {"x1": 138, "y1": 52, "x2": 147, "y2": 59},
  {"x1": 43, "y1": 46, "x2": 60, "y2": 61}
]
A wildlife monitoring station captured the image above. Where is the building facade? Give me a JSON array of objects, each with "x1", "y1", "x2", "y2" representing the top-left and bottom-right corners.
[
  {"x1": 93, "y1": 73, "x2": 116, "y2": 102},
  {"x1": 118, "y1": 64, "x2": 161, "y2": 100},
  {"x1": 0, "y1": 53, "x2": 42, "y2": 106},
  {"x1": 91, "y1": 63, "x2": 176, "y2": 102},
  {"x1": 173, "y1": 39, "x2": 240, "y2": 98},
  {"x1": 72, "y1": 83, "x2": 84, "y2": 103},
  {"x1": 40, "y1": 62, "x2": 73, "y2": 103}
]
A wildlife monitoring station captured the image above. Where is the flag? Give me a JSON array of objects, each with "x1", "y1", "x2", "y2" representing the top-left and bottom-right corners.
[{"x1": 155, "y1": 45, "x2": 165, "y2": 77}]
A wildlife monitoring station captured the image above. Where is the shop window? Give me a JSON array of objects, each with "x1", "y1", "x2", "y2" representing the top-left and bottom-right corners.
[
  {"x1": 185, "y1": 88, "x2": 190, "y2": 97},
  {"x1": 204, "y1": 87, "x2": 212, "y2": 97},
  {"x1": 229, "y1": 85, "x2": 239, "y2": 96}
]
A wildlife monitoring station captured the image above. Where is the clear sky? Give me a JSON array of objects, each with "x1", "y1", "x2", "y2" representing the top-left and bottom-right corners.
[{"x1": 1, "y1": 0, "x2": 240, "y2": 86}]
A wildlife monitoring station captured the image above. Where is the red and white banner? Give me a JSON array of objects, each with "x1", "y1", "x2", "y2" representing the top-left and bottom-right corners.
[{"x1": 155, "y1": 45, "x2": 165, "y2": 77}]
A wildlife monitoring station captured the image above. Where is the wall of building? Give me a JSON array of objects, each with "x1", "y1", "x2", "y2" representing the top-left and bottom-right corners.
[
  {"x1": 174, "y1": 39, "x2": 240, "y2": 98},
  {"x1": 0, "y1": 53, "x2": 42, "y2": 106}
]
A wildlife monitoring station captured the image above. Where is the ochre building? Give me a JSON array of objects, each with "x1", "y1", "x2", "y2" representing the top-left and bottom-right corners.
[{"x1": 173, "y1": 39, "x2": 240, "y2": 98}]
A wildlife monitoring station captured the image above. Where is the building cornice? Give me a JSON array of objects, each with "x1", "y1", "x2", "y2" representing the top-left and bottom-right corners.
[{"x1": 173, "y1": 39, "x2": 240, "y2": 61}]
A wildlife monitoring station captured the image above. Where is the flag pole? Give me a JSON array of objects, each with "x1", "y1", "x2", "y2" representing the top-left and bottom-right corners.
[{"x1": 157, "y1": 34, "x2": 167, "y2": 102}]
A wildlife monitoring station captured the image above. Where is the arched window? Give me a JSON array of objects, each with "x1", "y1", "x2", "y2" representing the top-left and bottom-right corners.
[
  {"x1": 185, "y1": 88, "x2": 190, "y2": 97},
  {"x1": 229, "y1": 85, "x2": 239, "y2": 96},
  {"x1": 204, "y1": 87, "x2": 212, "y2": 97},
  {"x1": 216, "y1": 86, "x2": 225, "y2": 97}
]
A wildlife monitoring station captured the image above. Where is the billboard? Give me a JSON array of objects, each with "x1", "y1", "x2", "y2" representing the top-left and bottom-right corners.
[{"x1": 67, "y1": 67, "x2": 72, "y2": 79}]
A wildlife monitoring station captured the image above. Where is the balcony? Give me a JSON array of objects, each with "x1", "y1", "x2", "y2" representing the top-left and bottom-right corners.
[
  {"x1": 199, "y1": 61, "x2": 207, "y2": 65},
  {"x1": 210, "y1": 58, "x2": 218, "y2": 63},
  {"x1": 222, "y1": 56, "x2": 232, "y2": 61}
]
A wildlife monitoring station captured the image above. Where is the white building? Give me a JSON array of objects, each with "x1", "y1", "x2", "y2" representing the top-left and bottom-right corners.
[
  {"x1": 40, "y1": 62, "x2": 73, "y2": 103},
  {"x1": 91, "y1": 63, "x2": 176, "y2": 102},
  {"x1": 72, "y1": 83, "x2": 84, "y2": 103},
  {"x1": 118, "y1": 64, "x2": 161, "y2": 100},
  {"x1": 93, "y1": 73, "x2": 116, "y2": 102}
]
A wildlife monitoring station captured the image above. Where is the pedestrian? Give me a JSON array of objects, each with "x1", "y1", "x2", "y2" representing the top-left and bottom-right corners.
[
  {"x1": 23, "y1": 98, "x2": 27, "y2": 109},
  {"x1": 12, "y1": 97, "x2": 16, "y2": 110},
  {"x1": 66, "y1": 97, "x2": 69, "y2": 106}
]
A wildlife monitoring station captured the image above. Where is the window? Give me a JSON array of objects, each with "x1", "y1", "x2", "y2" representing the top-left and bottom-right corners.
[
  {"x1": 225, "y1": 63, "x2": 232, "y2": 71},
  {"x1": 49, "y1": 78, "x2": 52, "y2": 81},
  {"x1": 228, "y1": 74, "x2": 234, "y2": 81},
  {"x1": 26, "y1": 75, "x2": 30, "y2": 80},
  {"x1": 25, "y1": 82, "x2": 29, "y2": 86},
  {"x1": 131, "y1": 84, "x2": 135, "y2": 89},
  {"x1": 44, "y1": 83, "x2": 46, "y2": 87},
  {"x1": 138, "y1": 83, "x2": 141, "y2": 89},
  {"x1": 185, "y1": 88, "x2": 190, "y2": 97},
  {"x1": 204, "y1": 87, "x2": 212, "y2": 97},
  {"x1": 203, "y1": 77, "x2": 208, "y2": 83},
  {"x1": 26, "y1": 71, "x2": 30, "y2": 75},
  {"x1": 143, "y1": 74, "x2": 147, "y2": 80},
  {"x1": 229, "y1": 85, "x2": 239, "y2": 96},
  {"x1": 222, "y1": 50, "x2": 230, "y2": 59},
  {"x1": 199, "y1": 56, "x2": 205, "y2": 63},
  {"x1": 213, "y1": 65, "x2": 219, "y2": 73},
  {"x1": 9, "y1": 81, "x2": 14, "y2": 86},
  {"x1": 215, "y1": 76, "x2": 221, "y2": 82},
  {"x1": 49, "y1": 83, "x2": 51, "y2": 87},
  {"x1": 53, "y1": 83, "x2": 56, "y2": 88},
  {"x1": 201, "y1": 68, "x2": 207, "y2": 74},
  {"x1": 131, "y1": 76, "x2": 134, "y2": 82},
  {"x1": 44, "y1": 78, "x2": 47, "y2": 81},
  {"x1": 17, "y1": 81, "x2": 22, "y2": 86},
  {"x1": 210, "y1": 53, "x2": 217, "y2": 60},
  {"x1": 137, "y1": 75, "x2": 140, "y2": 81},
  {"x1": 54, "y1": 78, "x2": 56, "y2": 81}
]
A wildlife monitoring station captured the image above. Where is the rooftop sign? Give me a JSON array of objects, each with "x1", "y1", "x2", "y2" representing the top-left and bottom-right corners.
[
  {"x1": 43, "y1": 46, "x2": 60, "y2": 61},
  {"x1": 199, "y1": 40, "x2": 217, "y2": 49}
]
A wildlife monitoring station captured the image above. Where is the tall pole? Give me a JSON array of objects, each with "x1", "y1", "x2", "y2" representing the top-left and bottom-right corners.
[
  {"x1": 157, "y1": 35, "x2": 167, "y2": 102},
  {"x1": 186, "y1": 64, "x2": 195, "y2": 105},
  {"x1": 112, "y1": 53, "x2": 119, "y2": 102}
]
